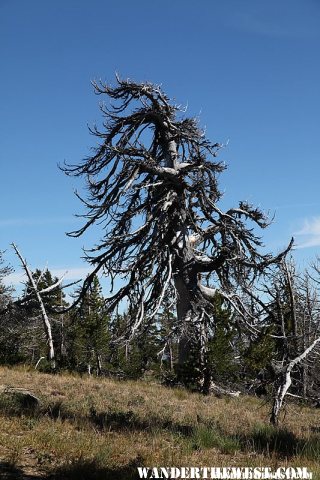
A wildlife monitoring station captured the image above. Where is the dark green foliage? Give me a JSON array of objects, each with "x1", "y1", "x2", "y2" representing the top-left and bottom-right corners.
[
  {"x1": 176, "y1": 292, "x2": 240, "y2": 389},
  {"x1": 21, "y1": 268, "x2": 70, "y2": 368},
  {"x1": 0, "y1": 251, "x2": 12, "y2": 310},
  {"x1": 0, "y1": 329, "x2": 26, "y2": 365},
  {"x1": 0, "y1": 253, "x2": 26, "y2": 365},
  {"x1": 157, "y1": 303, "x2": 179, "y2": 384},
  {"x1": 108, "y1": 314, "x2": 161, "y2": 379},
  {"x1": 68, "y1": 275, "x2": 110, "y2": 374},
  {"x1": 207, "y1": 293, "x2": 240, "y2": 382},
  {"x1": 191, "y1": 425, "x2": 240, "y2": 454},
  {"x1": 0, "y1": 306, "x2": 27, "y2": 365},
  {"x1": 23, "y1": 269, "x2": 68, "y2": 317},
  {"x1": 241, "y1": 330, "x2": 277, "y2": 377}
]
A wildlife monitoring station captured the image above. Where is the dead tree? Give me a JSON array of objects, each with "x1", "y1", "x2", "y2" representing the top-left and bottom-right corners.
[
  {"x1": 11, "y1": 244, "x2": 75, "y2": 370},
  {"x1": 271, "y1": 336, "x2": 320, "y2": 424},
  {"x1": 63, "y1": 76, "x2": 291, "y2": 391}
]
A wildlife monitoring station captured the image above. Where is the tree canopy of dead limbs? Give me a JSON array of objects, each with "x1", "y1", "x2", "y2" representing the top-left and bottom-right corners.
[{"x1": 62, "y1": 76, "x2": 292, "y2": 343}]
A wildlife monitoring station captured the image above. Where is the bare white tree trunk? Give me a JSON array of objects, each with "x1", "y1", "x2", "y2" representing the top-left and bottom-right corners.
[
  {"x1": 169, "y1": 342, "x2": 173, "y2": 372},
  {"x1": 96, "y1": 353, "x2": 102, "y2": 376},
  {"x1": 35, "y1": 356, "x2": 45, "y2": 370},
  {"x1": 271, "y1": 336, "x2": 320, "y2": 424},
  {"x1": 12, "y1": 244, "x2": 56, "y2": 369},
  {"x1": 60, "y1": 290, "x2": 67, "y2": 360}
]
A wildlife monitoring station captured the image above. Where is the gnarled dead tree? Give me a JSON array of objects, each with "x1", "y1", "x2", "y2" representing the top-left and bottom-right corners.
[{"x1": 63, "y1": 76, "x2": 291, "y2": 391}]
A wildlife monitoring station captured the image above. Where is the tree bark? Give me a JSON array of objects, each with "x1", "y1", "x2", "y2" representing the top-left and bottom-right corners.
[
  {"x1": 174, "y1": 273, "x2": 212, "y2": 392},
  {"x1": 270, "y1": 370, "x2": 292, "y2": 425},
  {"x1": 164, "y1": 134, "x2": 204, "y2": 384}
]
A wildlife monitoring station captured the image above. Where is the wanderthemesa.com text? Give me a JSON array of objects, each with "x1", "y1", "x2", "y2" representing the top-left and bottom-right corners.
[{"x1": 137, "y1": 467, "x2": 312, "y2": 479}]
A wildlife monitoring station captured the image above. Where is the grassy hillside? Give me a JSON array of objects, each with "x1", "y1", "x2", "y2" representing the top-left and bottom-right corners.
[{"x1": 0, "y1": 366, "x2": 320, "y2": 479}]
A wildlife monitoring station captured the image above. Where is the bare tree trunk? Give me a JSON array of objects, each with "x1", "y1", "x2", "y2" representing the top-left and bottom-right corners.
[
  {"x1": 60, "y1": 319, "x2": 67, "y2": 359},
  {"x1": 175, "y1": 275, "x2": 211, "y2": 392},
  {"x1": 200, "y1": 321, "x2": 211, "y2": 395},
  {"x1": 96, "y1": 353, "x2": 102, "y2": 376},
  {"x1": 302, "y1": 365, "x2": 308, "y2": 399},
  {"x1": 12, "y1": 244, "x2": 56, "y2": 370},
  {"x1": 60, "y1": 291, "x2": 67, "y2": 361},
  {"x1": 165, "y1": 135, "x2": 198, "y2": 375},
  {"x1": 270, "y1": 369, "x2": 292, "y2": 425},
  {"x1": 169, "y1": 342, "x2": 173, "y2": 372},
  {"x1": 271, "y1": 336, "x2": 320, "y2": 424}
]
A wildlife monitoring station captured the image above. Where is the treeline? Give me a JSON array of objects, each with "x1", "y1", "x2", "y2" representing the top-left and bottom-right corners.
[
  {"x1": 1, "y1": 250, "x2": 320, "y2": 412},
  {"x1": 0, "y1": 258, "x2": 162, "y2": 378}
]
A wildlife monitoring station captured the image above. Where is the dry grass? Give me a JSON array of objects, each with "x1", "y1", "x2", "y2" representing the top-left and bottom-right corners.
[{"x1": 0, "y1": 366, "x2": 319, "y2": 479}]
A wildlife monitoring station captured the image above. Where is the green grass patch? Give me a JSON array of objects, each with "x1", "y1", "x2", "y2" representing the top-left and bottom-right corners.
[
  {"x1": 191, "y1": 425, "x2": 240, "y2": 454},
  {"x1": 248, "y1": 423, "x2": 299, "y2": 458}
]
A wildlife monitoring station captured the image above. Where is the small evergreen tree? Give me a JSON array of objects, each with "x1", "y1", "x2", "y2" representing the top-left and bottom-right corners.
[
  {"x1": 174, "y1": 292, "x2": 240, "y2": 390},
  {"x1": 207, "y1": 293, "x2": 240, "y2": 383},
  {"x1": 157, "y1": 301, "x2": 179, "y2": 384},
  {"x1": 69, "y1": 275, "x2": 110, "y2": 375},
  {"x1": 0, "y1": 251, "x2": 20, "y2": 364},
  {"x1": 108, "y1": 312, "x2": 161, "y2": 379},
  {"x1": 21, "y1": 268, "x2": 69, "y2": 368}
]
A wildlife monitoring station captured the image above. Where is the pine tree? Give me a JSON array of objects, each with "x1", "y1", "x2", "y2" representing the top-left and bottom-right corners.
[
  {"x1": 21, "y1": 268, "x2": 69, "y2": 368},
  {"x1": 108, "y1": 312, "x2": 161, "y2": 379},
  {"x1": 0, "y1": 251, "x2": 12, "y2": 310},
  {"x1": 157, "y1": 300, "x2": 179, "y2": 384},
  {"x1": 70, "y1": 275, "x2": 110, "y2": 375},
  {"x1": 207, "y1": 293, "x2": 240, "y2": 384},
  {"x1": 0, "y1": 251, "x2": 20, "y2": 364}
]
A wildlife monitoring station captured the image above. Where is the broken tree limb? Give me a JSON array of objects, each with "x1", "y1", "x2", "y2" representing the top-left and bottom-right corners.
[{"x1": 209, "y1": 382, "x2": 241, "y2": 397}]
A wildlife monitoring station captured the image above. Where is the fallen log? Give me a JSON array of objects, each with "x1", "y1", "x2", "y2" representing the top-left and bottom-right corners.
[{"x1": 209, "y1": 382, "x2": 241, "y2": 397}]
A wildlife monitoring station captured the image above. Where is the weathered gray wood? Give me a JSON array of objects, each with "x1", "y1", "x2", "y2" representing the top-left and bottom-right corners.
[{"x1": 271, "y1": 336, "x2": 320, "y2": 424}]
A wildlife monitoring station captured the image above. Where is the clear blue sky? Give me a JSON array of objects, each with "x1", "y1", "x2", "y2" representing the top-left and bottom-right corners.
[{"x1": 1, "y1": 0, "x2": 320, "y2": 291}]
